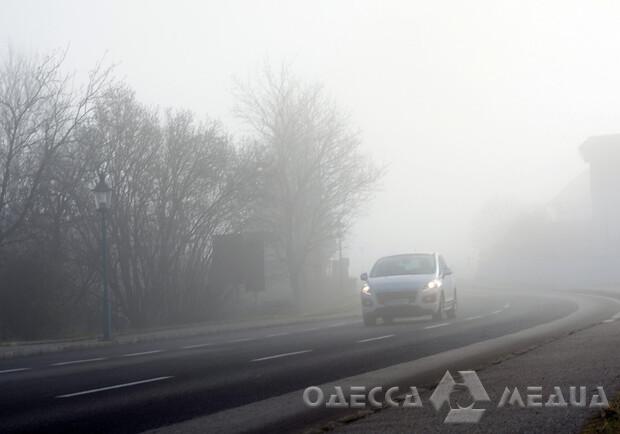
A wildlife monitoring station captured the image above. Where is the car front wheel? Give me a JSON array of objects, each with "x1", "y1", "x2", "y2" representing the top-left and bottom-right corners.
[
  {"x1": 446, "y1": 290, "x2": 457, "y2": 319},
  {"x1": 363, "y1": 313, "x2": 377, "y2": 326},
  {"x1": 432, "y1": 293, "x2": 444, "y2": 321}
]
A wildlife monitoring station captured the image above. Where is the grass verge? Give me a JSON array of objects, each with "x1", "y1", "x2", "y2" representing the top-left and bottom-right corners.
[{"x1": 582, "y1": 393, "x2": 620, "y2": 434}]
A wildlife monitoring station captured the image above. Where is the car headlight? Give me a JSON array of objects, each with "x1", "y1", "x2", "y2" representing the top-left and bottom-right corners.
[
  {"x1": 361, "y1": 284, "x2": 372, "y2": 295},
  {"x1": 426, "y1": 279, "x2": 442, "y2": 290}
]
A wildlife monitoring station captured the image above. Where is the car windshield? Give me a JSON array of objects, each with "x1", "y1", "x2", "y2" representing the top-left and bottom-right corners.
[{"x1": 370, "y1": 254, "x2": 436, "y2": 277}]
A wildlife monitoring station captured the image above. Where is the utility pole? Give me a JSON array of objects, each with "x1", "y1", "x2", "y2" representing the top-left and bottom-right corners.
[
  {"x1": 100, "y1": 207, "x2": 111, "y2": 340},
  {"x1": 92, "y1": 172, "x2": 112, "y2": 341},
  {"x1": 338, "y1": 222, "x2": 344, "y2": 293}
]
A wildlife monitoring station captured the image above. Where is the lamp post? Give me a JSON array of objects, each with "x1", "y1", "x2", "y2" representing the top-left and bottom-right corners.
[
  {"x1": 337, "y1": 221, "x2": 344, "y2": 293},
  {"x1": 92, "y1": 172, "x2": 112, "y2": 341}
]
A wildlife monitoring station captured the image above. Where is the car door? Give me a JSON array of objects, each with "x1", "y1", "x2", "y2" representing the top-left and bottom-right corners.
[{"x1": 438, "y1": 255, "x2": 455, "y2": 303}]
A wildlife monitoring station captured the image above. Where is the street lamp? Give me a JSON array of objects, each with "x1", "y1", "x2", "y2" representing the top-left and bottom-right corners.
[
  {"x1": 92, "y1": 172, "x2": 112, "y2": 341},
  {"x1": 337, "y1": 221, "x2": 344, "y2": 293}
]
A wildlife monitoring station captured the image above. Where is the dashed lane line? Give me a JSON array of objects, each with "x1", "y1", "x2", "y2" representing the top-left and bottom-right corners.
[
  {"x1": 251, "y1": 349, "x2": 312, "y2": 362},
  {"x1": 602, "y1": 312, "x2": 620, "y2": 323},
  {"x1": 227, "y1": 338, "x2": 255, "y2": 344},
  {"x1": 51, "y1": 358, "x2": 106, "y2": 366},
  {"x1": 0, "y1": 368, "x2": 31, "y2": 374},
  {"x1": 121, "y1": 350, "x2": 163, "y2": 358},
  {"x1": 424, "y1": 322, "x2": 451, "y2": 330},
  {"x1": 357, "y1": 334, "x2": 395, "y2": 343},
  {"x1": 265, "y1": 332, "x2": 289, "y2": 338},
  {"x1": 181, "y1": 343, "x2": 214, "y2": 349},
  {"x1": 56, "y1": 376, "x2": 174, "y2": 398}
]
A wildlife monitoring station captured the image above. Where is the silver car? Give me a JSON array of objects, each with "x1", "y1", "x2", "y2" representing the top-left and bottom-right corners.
[{"x1": 360, "y1": 253, "x2": 457, "y2": 326}]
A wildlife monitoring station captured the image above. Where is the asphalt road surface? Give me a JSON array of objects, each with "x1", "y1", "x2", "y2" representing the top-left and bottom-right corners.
[{"x1": 0, "y1": 288, "x2": 617, "y2": 433}]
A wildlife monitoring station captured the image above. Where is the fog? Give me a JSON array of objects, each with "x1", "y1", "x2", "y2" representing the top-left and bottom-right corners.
[
  {"x1": 3, "y1": 1, "x2": 620, "y2": 300},
  {"x1": 6, "y1": 7, "x2": 620, "y2": 433}
]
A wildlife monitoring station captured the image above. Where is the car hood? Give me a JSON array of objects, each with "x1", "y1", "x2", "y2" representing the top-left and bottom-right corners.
[{"x1": 367, "y1": 274, "x2": 436, "y2": 292}]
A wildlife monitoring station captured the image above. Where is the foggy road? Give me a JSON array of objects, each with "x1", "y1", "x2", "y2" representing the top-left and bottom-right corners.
[
  {"x1": 0, "y1": 289, "x2": 618, "y2": 434},
  {"x1": 5, "y1": 3, "x2": 620, "y2": 434}
]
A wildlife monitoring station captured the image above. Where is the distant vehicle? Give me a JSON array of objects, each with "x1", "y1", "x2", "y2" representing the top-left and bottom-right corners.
[{"x1": 359, "y1": 253, "x2": 456, "y2": 326}]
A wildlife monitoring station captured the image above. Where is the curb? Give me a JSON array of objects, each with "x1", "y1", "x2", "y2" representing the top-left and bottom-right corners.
[{"x1": 0, "y1": 309, "x2": 360, "y2": 360}]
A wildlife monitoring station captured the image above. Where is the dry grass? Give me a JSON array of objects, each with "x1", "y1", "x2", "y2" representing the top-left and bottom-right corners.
[{"x1": 582, "y1": 394, "x2": 620, "y2": 434}]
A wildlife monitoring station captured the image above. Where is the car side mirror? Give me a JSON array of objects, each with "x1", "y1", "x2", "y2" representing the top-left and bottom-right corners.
[
  {"x1": 360, "y1": 272, "x2": 368, "y2": 281},
  {"x1": 442, "y1": 268, "x2": 452, "y2": 276}
]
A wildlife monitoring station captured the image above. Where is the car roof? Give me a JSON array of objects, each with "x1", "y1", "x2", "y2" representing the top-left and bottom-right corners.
[{"x1": 377, "y1": 252, "x2": 437, "y2": 260}]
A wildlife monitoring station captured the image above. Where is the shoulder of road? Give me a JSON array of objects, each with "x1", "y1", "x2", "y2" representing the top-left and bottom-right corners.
[
  {"x1": 311, "y1": 308, "x2": 620, "y2": 434},
  {"x1": 0, "y1": 305, "x2": 359, "y2": 360},
  {"x1": 141, "y1": 289, "x2": 620, "y2": 434}
]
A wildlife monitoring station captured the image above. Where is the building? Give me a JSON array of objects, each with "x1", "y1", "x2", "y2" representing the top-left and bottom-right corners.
[
  {"x1": 482, "y1": 134, "x2": 620, "y2": 289},
  {"x1": 580, "y1": 134, "x2": 620, "y2": 243}
]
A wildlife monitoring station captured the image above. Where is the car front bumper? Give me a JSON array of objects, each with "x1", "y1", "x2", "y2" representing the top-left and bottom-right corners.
[{"x1": 361, "y1": 290, "x2": 439, "y2": 318}]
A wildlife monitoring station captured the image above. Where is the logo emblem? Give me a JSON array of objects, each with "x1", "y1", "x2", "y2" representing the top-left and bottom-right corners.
[{"x1": 429, "y1": 370, "x2": 490, "y2": 423}]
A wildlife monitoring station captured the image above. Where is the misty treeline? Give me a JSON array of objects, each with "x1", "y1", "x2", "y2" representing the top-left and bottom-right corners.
[
  {"x1": 471, "y1": 196, "x2": 599, "y2": 289},
  {"x1": 0, "y1": 50, "x2": 379, "y2": 340}
]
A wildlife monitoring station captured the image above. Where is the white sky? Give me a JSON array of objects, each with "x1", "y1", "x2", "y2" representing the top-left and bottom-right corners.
[{"x1": 3, "y1": 0, "x2": 620, "y2": 273}]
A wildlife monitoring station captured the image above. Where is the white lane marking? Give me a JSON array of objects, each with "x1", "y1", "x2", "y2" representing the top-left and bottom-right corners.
[
  {"x1": 465, "y1": 315, "x2": 485, "y2": 321},
  {"x1": 0, "y1": 368, "x2": 30, "y2": 374},
  {"x1": 424, "y1": 322, "x2": 451, "y2": 330},
  {"x1": 491, "y1": 309, "x2": 503, "y2": 315},
  {"x1": 357, "y1": 334, "x2": 395, "y2": 343},
  {"x1": 52, "y1": 357, "x2": 106, "y2": 366},
  {"x1": 56, "y1": 376, "x2": 174, "y2": 398},
  {"x1": 302, "y1": 327, "x2": 321, "y2": 332},
  {"x1": 329, "y1": 321, "x2": 350, "y2": 327},
  {"x1": 265, "y1": 332, "x2": 289, "y2": 338},
  {"x1": 602, "y1": 312, "x2": 620, "y2": 323},
  {"x1": 121, "y1": 350, "x2": 162, "y2": 357},
  {"x1": 227, "y1": 338, "x2": 255, "y2": 344},
  {"x1": 182, "y1": 343, "x2": 214, "y2": 349},
  {"x1": 251, "y1": 349, "x2": 312, "y2": 362},
  {"x1": 357, "y1": 335, "x2": 394, "y2": 344},
  {"x1": 504, "y1": 303, "x2": 511, "y2": 309}
]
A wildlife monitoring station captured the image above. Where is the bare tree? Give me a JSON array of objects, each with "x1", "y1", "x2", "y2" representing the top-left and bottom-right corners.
[
  {"x1": 1, "y1": 48, "x2": 379, "y2": 337},
  {"x1": 0, "y1": 49, "x2": 109, "y2": 246},
  {"x1": 234, "y1": 66, "x2": 381, "y2": 304},
  {"x1": 79, "y1": 85, "x2": 253, "y2": 327}
]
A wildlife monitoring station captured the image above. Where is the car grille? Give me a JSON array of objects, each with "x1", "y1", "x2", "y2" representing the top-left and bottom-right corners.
[{"x1": 377, "y1": 291, "x2": 417, "y2": 304}]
